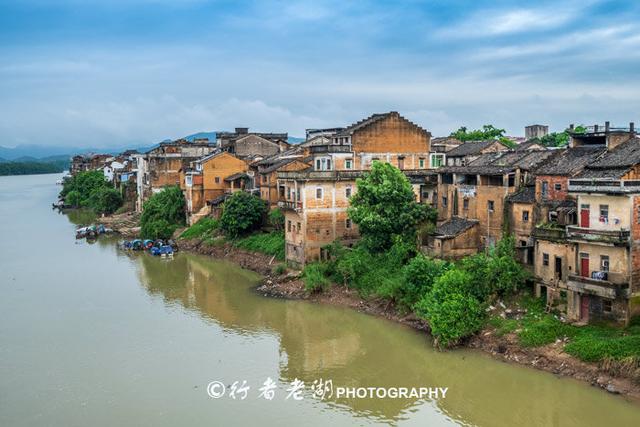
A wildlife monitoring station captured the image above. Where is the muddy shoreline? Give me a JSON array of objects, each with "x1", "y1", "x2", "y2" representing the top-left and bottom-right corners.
[{"x1": 175, "y1": 237, "x2": 640, "y2": 402}]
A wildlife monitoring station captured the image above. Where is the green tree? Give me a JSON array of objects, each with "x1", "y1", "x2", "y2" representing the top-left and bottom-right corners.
[
  {"x1": 90, "y1": 187, "x2": 123, "y2": 215},
  {"x1": 140, "y1": 186, "x2": 186, "y2": 239},
  {"x1": 348, "y1": 162, "x2": 428, "y2": 251},
  {"x1": 450, "y1": 124, "x2": 506, "y2": 142},
  {"x1": 398, "y1": 255, "x2": 450, "y2": 310},
  {"x1": 220, "y1": 192, "x2": 266, "y2": 237},
  {"x1": 415, "y1": 269, "x2": 485, "y2": 347},
  {"x1": 268, "y1": 207, "x2": 285, "y2": 230}
]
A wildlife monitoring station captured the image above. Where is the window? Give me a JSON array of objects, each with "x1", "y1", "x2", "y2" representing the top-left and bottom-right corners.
[
  {"x1": 419, "y1": 158, "x2": 425, "y2": 168},
  {"x1": 488, "y1": 200, "x2": 495, "y2": 212},
  {"x1": 215, "y1": 177, "x2": 220, "y2": 184},
  {"x1": 600, "y1": 205, "x2": 609, "y2": 223},
  {"x1": 541, "y1": 181, "x2": 549, "y2": 198},
  {"x1": 346, "y1": 218, "x2": 352, "y2": 229},
  {"x1": 398, "y1": 157, "x2": 405, "y2": 169},
  {"x1": 262, "y1": 175, "x2": 267, "y2": 184},
  {"x1": 554, "y1": 183, "x2": 562, "y2": 191},
  {"x1": 603, "y1": 299, "x2": 612, "y2": 313},
  {"x1": 600, "y1": 255, "x2": 610, "y2": 272},
  {"x1": 316, "y1": 187, "x2": 323, "y2": 199},
  {"x1": 297, "y1": 222, "x2": 301, "y2": 232},
  {"x1": 345, "y1": 187, "x2": 352, "y2": 198},
  {"x1": 287, "y1": 220, "x2": 292, "y2": 232},
  {"x1": 442, "y1": 196, "x2": 448, "y2": 207},
  {"x1": 296, "y1": 188, "x2": 301, "y2": 202},
  {"x1": 543, "y1": 253, "x2": 549, "y2": 266},
  {"x1": 316, "y1": 159, "x2": 321, "y2": 170},
  {"x1": 522, "y1": 210, "x2": 529, "y2": 222},
  {"x1": 185, "y1": 175, "x2": 192, "y2": 187},
  {"x1": 430, "y1": 154, "x2": 444, "y2": 168},
  {"x1": 463, "y1": 198, "x2": 469, "y2": 210},
  {"x1": 345, "y1": 159, "x2": 353, "y2": 169},
  {"x1": 196, "y1": 163, "x2": 202, "y2": 172}
]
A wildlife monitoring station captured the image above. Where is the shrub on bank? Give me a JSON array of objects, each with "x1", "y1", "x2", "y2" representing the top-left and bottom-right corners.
[
  {"x1": 140, "y1": 186, "x2": 185, "y2": 239},
  {"x1": 415, "y1": 269, "x2": 485, "y2": 347},
  {"x1": 268, "y1": 208, "x2": 285, "y2": 230},
  {"x1": 303, "y1": 263, "x2": 332, "y2": 293},
  {"x1": 220, "y1": 192, "x2": 266, "y2": 237},
  {"x1": 60, "y1": 170, "x2": 123, "y2": 214}
]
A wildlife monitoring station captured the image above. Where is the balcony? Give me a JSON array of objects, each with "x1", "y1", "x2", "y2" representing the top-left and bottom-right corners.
[
  {"x1": 568, "y1": 179, "x2": 640, "y2": 194},
  {"x1": 565, "y1": 273, "x2": 630, "y2": 299},
  {"x1": 277, "y1": 170, "x2": 365, "y2": 181},
  {"x1": 310, "y1": 145, "x2": 353, "y2": 154},
  {"x1": 278, "y1": 200, "x2": 303, "y2": 212},
  {"x1": 533, "y1": 225, "x2": 567, "y2": 242},
  {"x1": 566, "y1": 226, "x2": 630, "y2": 245}
]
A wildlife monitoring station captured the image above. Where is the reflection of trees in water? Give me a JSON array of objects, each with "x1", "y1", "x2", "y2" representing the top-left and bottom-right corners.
[
  {"x1": 132, "y1": 253, "x2": 632, "y2": 427},
  {"x1": 64, "y1": 208, "x2": 97, "y2": 225}
]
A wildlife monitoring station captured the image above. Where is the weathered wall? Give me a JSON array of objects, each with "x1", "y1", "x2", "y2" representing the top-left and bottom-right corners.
[
  {"x1": 234, "y1": 135, "x2": 280, "y2": 158},
  {"x1": 576, "y1": 194, "x2": 631, "y2": 230},
  {"x1": 536, "y1": 175, "x2": 569, "y2": 201}
]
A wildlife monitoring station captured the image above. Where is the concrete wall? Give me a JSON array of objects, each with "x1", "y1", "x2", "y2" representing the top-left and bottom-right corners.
[{"x1": 576, "y1": 194, "x2": 631, "y2": 230}]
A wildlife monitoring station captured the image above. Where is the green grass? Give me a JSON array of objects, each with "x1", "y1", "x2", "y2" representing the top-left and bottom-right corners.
[
  {"x1": 232, "y1": 231, "x2": 285, "y2": 260},
  {"x1": 180, "y1": 217, "x2": 219, "y2": 239},
  {"x1": 302, "y1": 262, "x2": 332, "y2": 293},
  {"x1": 489, "y1": 293, "x2": 640, "y2": 363}
]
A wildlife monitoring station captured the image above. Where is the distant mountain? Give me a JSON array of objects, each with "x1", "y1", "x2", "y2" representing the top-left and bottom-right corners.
[
  {"x1": 288, "y1": 136, "x2": 305, "y2": 144},
  {"x1": 0, "y1": 157, "x2": 6, "y2": 163},
  {"x1": 184, "y1": 131, "x2": 217, "y2": 142}
]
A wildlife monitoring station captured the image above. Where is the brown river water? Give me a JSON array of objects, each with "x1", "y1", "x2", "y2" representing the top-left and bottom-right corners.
[{"x1": 1, "y1": 173, "x2": 639, "y2": 426}]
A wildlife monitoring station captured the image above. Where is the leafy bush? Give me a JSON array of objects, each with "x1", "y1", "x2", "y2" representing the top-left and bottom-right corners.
[
  {"x1": 348, "y1": 162, "x2": 427, "y2": 252},
  {"x1": 90, "y1": 187, "x2": 123, "y2": 214},
  {"x1": 268, "y1": 208, "x2": 285, "y2": 230},
  {"x1": 140, "y1": 186, "x2": 186, "y2": 239},
  {"x1": 60, "y1": 170, "x2": 122, "y2": 214},
  {"x1": 415, "y1": 269, "x2": 485, "y2": 347},
  {"x1": 303, "y1": 263, "x2": 332, "y2": 293},
  {"x1": 180, "y1": 217, "x2": 219, "y2": 239},
  {"x1": 232, "y1": 231, "x2": 285, "y2": 260},
  {"x1": 220, "y1": 192, "x2": 266, "y2": 237},
  {"x1": 65, "y1": 190, "x2": 82, "y2": 207},
  {"x1": 398, "y1": 255, "x2": 450, "y2": 310}
]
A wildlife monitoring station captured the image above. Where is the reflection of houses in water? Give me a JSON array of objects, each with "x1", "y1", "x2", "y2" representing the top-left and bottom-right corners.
[{"x1": 131, "y1": 253, "x2": 625, "y2": 426}]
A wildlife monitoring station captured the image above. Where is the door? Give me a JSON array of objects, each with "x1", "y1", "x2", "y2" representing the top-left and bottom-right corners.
[
  {"x1": 555, "y1": 256, "x2": 563, "y2": 280},
  {"x1": 580, "y1": 253, "x2": 590, "y2": 278},
  {"x1": 398, "y1": 157, "x2": 405, "y2": 170},
  {"x1": 580, "y1": 204, "x2": 590, "y2": 228},
  {"x1": 580, "y1": 295, "x2": 590, "y2": 321}
]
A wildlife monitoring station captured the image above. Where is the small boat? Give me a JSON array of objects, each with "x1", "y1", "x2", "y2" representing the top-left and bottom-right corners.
[{"x1": 151, "y1": 245, "x2": 174, "y2": 257}]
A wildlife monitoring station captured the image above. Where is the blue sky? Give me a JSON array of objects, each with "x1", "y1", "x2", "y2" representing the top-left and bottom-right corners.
[{"x1": 1, "y1": 0, "x2": 640, "y2": 148}]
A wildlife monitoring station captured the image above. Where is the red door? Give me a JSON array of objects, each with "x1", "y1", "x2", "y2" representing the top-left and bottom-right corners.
[
  {"x1": 580, "y1": 204, "x2": 590, "y2": 228},
  {"x1": 580, "y1": 295, "x2": 590, "y2": 321},
  {"x1": 580, "y1": 254, "x2": 590, "y2": 278}
]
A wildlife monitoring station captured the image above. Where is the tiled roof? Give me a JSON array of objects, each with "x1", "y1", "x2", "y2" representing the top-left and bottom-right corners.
[
  {"x1": 445, "y1": 140, "x2": 505, "y2": 157},
  {"x1": 435, "y1": 217, "x2": 479, "y2": 238},
  {"x1": 506, "y1": 186, "x2": 535, "y2": 203},
  {"x1": 573, "y1": 137, "x2": 640, "y2": 179},
  {"x1": 535, "y1": 146, "x2": 606, "y2": 176}
]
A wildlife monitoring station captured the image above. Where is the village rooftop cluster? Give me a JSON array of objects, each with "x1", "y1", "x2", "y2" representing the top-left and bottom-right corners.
[{"x1": 70, "y1": 112, "x2": 640, "y2": 326}]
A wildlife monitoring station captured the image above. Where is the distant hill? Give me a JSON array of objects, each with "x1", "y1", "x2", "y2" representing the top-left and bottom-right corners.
[{"x1": 288, "y1": 136, "x2": 305, "y2": 144}]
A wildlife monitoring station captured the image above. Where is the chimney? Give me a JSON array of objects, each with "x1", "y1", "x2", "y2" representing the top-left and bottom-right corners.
[
  {"x1": 569, "y1": 124, "x2": 574, "y2": 131},
  {"x1": 594, "y1": 124, "x2": 599, "y2": 132},
  {"x1": 235, "y1": 127, "x2": 249, "y2": 135},
  {"x1": 631, "y1": 122, "x2": 635, "y2": 134},
  {"x1": 605, "y1": 121, "x2": 610, "y2": 132}
]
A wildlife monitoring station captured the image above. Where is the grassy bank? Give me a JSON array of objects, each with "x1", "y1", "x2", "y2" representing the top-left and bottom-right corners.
[
  {"x1": 489, "y1": 294, "x2": 640, "y2": 367},
  {"x1": 180, "y1": 217, "x2": 284, "y2": 260}
]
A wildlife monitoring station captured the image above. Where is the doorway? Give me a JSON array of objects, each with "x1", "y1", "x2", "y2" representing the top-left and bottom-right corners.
[
  {"x1": 580, "y1": 295, "x2": 590, "y2": 322},
  {"x1": 580, "y1": 253, "x2": 590, "y2": 278},
  {"x1": 580, "y1": 204, "x2": 590, "y2": 228}
]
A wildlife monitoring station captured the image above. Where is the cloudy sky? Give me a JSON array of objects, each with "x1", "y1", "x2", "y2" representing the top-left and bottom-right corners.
[{"x1": 1, "y1": 0, "x2": 639, "y2": 148}]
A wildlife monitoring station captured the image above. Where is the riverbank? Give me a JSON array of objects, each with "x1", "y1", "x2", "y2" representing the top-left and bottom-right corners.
[
  {"x1": 83, "y1": 208, "x2": 640, "y2": 402},
  {"x1": 176, "y1": 236, "x2": 640, "y2": 402}
]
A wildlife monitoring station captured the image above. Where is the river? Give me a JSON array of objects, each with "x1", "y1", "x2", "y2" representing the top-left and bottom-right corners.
[{"x1": 1, "y1": 173, "x2": 639, "y2": 426}]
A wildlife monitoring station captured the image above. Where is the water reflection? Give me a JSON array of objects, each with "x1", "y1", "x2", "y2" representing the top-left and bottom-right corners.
[{"x1": 133, "y1": 252, "x2": 640, "y2": 427}]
